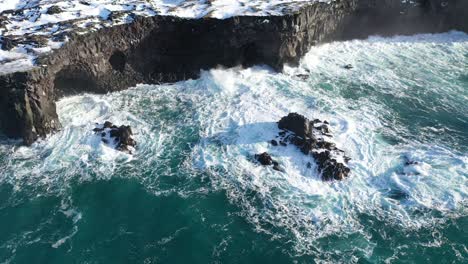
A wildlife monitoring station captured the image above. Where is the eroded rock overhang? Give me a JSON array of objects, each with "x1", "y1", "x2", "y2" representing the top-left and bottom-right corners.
[{"x1": 0, "y1": 0, "x2": 467, "y2": 145}]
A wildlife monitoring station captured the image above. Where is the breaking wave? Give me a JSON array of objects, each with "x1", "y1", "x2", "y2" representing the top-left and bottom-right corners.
[{"x1": 0, "y1": 31, "x2": 467, "y2": 262}]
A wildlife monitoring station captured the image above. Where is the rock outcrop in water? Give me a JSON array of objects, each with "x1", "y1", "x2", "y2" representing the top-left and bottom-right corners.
[
  {"x1": 0, "y1": 0, "x2": 467, "y2": 145},
  {"x1": 276, "y1": 113, "x2": 350, "y2": 181},
  {"x1": 93, "y1": 121, "x2": 136, "y2": 154},
  {"x1": 255, "y1": 152, "x2": 283, "y2": 172}
]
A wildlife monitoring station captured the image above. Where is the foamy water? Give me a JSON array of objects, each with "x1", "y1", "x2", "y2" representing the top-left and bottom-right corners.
[{"x1": 0, "y1": 32, "x2": 467, "y2": 262}]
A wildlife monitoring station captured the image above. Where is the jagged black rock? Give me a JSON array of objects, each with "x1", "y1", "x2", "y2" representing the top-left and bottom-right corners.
[
  {"x1": 0, "y1": 0, "x2": 467, "y2": 144},
  {"x1": 277, "y1": 113, "x2": 350, "y2": 181}
]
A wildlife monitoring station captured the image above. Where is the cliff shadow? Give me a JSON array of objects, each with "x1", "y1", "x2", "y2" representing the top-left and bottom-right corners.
[
  {"x1": 54, "y1": 64, "x2": 100, "y2": 98},
  {"x1": 125, "y1": 17, "x2": 278, "y2": 83}
]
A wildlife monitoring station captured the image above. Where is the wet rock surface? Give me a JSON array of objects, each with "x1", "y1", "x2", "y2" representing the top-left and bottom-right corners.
[
  {"x1": 46, "y1": 6, "x2": 63, "y2": 15},
  {"x1": 401, "y1": 156, "x2": 427, "y2": 176},
  {"x1": 0, "y1": 0, "x2": 467, "y2": 145},
  {"x1": 275, "y1": 113, "x2": 351, "y2": 181},
  {"x1": 255, "y1": 152, "x2": 283, "y2": 172},
  {"x1": 0, "y1": 37, "x2": 16, "y2": 51},
  {"x1": 93, "y1": 121, "x2": 136, "y2": 154},
  {"x1": 255, "y1": 152, "x2": 273, "y2": 166}
]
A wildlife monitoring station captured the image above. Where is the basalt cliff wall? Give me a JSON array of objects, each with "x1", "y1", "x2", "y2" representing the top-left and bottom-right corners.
[{"x1": 1, "y1": 0, "x2": 467, "y2": 144}]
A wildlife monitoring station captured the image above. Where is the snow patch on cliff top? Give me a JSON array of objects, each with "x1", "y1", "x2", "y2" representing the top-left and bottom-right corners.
[
  {"x1": 0, "y1": 0, "x2": 330, "y2": 73},
  {"x1": 0, "y1": 1, "x2": 332, "y2": 18}
]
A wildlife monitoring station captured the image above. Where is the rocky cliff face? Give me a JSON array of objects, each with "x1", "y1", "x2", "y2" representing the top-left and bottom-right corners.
[
  {"x1": 341, "y1": 0, "x2": 468, "y2": 38},
  {"x1": 0, "y1": 0, "x2": 467, "y2": 144}
]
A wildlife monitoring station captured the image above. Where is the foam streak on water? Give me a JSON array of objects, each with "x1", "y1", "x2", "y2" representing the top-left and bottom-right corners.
[{"x1": 0, "y1": 31, "x2": 467, "y2": 262}]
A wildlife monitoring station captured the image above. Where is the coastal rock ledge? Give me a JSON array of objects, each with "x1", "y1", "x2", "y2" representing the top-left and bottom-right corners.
[{"x1": 0, "y1": 0, "x2": 467, "y2": 144}]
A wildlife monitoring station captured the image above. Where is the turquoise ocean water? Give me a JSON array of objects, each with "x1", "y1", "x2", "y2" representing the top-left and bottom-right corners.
[{"x1": 0, "y1": 32, "x2": 467, "y2": 263}]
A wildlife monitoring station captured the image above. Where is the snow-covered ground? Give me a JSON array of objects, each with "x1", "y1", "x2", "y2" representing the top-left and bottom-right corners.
[{"x1": 0, "y1": 0, "x2": 330, "y2": 74}]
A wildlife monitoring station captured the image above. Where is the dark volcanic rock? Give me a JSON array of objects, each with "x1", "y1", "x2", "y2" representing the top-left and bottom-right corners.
[
  {"x1": 46, "y1": 6, "x2": 63, "y2": 15},
  {"x1": 403, "y1": 155, "x2": 420, "y2": 166},
  {"x1": 255, "y1": 152, "x2": 283, "y2": 172},
  {"x1": 93, "y1": 121, "x2": 136, "y2": 154},
  {"x1": 312, "y1": 151, "x2": 350, "y2": 181},
  {"x1": 255, "y1": 152, "x2": 273, "y2": 166},
  {"x1": 401, "y1": 156, "x2": 423, "y2": 176},
  {"x1": 22, "y1": 35, "x2": 49, "y2": 47},
  {"x1": 278, "y1": 113, "x2": 313, "y2": 139},
  {"x1": 1, "y1": 37, "x2": 16, "y2": 51},
  {"x1": 276, "y1": 113, "x2": 350, "y2": 181},
  {"x1": 0, "y1": 15, "x2": 9, "y2": 28},
  {"x1": 296, "y1": 74, "x2": 309, "y2": 80},
  {"x1": 0, "y1": 0, "x2": 467, "y2": 145},
  {"x1": 116, "y1": 125, "x2": 135, "y2": 148}
]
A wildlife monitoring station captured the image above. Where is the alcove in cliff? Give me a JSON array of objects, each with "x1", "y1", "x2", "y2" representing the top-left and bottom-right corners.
[{"x1": 54, "y1": 65, "x2": 98, "y2": 98}]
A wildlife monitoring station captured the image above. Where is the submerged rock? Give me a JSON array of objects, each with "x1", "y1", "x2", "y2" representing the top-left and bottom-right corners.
[
  {"x1": 255, "y1": 152, "x2": 273, "y2": 165},
  {"x1": 402, "y1": 156, "x2": 426, "y2": 176},
  {"x1": 404, "y1": 156, "x2": 420, "y2": 166},
  {"x1": 93, "y1": 121, "x2": 136, "y2": 154},
  {"x1": 295, "y1": 74, "x2": 309, "y2": 80},
  {"x1": 275, "y1": 113, "x2": 350, "y2": 181}
]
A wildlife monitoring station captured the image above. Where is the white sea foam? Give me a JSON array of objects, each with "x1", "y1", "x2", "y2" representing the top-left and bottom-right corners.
[
  {"x1": 0, "y1": 32, "x2": 467, "y2": 256},
  {"x1": 51, "y1": 198, "x2": 82, "y2": 249}
]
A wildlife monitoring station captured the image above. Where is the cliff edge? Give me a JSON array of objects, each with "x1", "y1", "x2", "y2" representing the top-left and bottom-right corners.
[{"x1": 0, "y1": 0, "x2": 467, "y2": 144}]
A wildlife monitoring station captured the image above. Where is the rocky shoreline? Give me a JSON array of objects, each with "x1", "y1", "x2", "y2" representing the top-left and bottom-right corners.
[
  {"x1": 0, "y1": 0, "x2": 467, "y2": 145},
  {"x1": 256, "y1": 113, "x2": 350, "y2": 180},
  {"x1": 93, "y1": 121, "x2": 136, "y2": 154}
]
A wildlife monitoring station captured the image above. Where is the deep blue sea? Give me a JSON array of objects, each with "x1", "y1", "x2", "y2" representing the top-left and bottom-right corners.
[{"x1": 0, "y1": 32, "x2": 467, "y2": 263}]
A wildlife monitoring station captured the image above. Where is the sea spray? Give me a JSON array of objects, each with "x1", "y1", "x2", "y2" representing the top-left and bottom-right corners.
[{"x1": 0, "y1": 32, "x2": 466, "y2": 262}]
